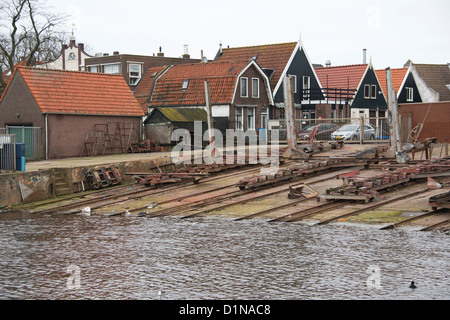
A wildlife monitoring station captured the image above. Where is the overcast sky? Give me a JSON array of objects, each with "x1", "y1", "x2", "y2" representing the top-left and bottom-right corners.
[{"x1": 46, "y1": 0, "x2": 449, "y2": 69}]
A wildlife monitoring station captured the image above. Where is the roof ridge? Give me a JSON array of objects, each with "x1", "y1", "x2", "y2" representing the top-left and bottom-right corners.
[
  {"x1": 222, "y1": 42, "x2": 297, "y2": 50},
  {"x1": 18, "y1": 66, "x2": 124, "y2": 78},
  {"x1": 315, "y1": 64, "x2": 368, "y2": 70}
]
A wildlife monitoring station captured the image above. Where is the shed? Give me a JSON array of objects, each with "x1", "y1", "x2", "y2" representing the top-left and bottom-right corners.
[{"x1": 144, "y1": 107, "x2": 211, "y2": 145}]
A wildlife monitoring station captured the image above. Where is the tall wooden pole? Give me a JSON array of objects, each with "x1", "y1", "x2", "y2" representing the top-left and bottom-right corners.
[
  {"x1": 386, "y1": 68, "x2": 402, "y2": 153},
  {"x1": 283, "y1": 76, "x2": 297, "y2": 150},
  {"x1": 204, "y1": 80, "x2": 215, "y2": 156}
]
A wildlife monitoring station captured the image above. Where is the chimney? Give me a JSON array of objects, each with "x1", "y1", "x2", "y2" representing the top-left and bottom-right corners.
[
  {"x1": 326, "y1": 60, "x2": 331, "y2": 67},
  {"x1": 182, "y1": 44, "x2": 190, "y2": 58},
  {"x1": 157, "y1": 46, "x2": 164, "y2": 57},
  {"x1": 113, "y1": 51, "x2": 120, "y2": 55},
  {"x1": 363, "y1": 48, "x2": 367, "y2": 64}
]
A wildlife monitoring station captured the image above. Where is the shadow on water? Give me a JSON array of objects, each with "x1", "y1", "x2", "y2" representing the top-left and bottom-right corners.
[{"x1": 0, "y1": 212, "x2": 448, "y2": 299}]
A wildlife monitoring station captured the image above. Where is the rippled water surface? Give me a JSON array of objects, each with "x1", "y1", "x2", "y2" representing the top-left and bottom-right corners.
[{"x1": 0, "y1": 212, "x2": 448, "y2": 300}]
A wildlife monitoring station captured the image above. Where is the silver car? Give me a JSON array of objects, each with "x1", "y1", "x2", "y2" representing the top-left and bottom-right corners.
[{"x1": 331, "y1": 124, "x2": 376, "y2": 141}]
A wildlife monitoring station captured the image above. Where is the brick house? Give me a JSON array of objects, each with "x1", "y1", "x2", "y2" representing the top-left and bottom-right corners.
[
  {"x1": 84, "y1": 50, "x2": 201, "y2": 91},
  {"x1": 0, "y1": 67, "x2": 144, "y2": 159},
  {"x1": 146, "y1": 60, "x2": 274, "y2": 140}
]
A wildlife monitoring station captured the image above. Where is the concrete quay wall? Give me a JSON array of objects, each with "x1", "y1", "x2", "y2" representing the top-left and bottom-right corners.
[{"x1": 0, "y1": 154, "x2": 175, "y2": 207}]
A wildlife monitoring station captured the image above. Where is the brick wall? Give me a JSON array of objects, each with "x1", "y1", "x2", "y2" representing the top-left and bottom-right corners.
[{"x1": 398, "y1": 102, "x2": 450, "y2": 143}]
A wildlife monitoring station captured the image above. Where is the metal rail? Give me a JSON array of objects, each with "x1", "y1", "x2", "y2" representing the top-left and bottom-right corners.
[
  {"x1": 380, "y1": 208, "x2": 449, "y2": 230},
  {"x1": 316, "y1": 188, "x2": 430, "y2": 226}
]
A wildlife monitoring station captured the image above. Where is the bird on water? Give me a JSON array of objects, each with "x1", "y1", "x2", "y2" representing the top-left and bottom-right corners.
[{"x1": 409, "y1": 281, "x2": 417, "y2": 289}]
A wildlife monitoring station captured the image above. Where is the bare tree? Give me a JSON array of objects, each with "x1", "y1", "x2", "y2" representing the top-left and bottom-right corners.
[{"x1": 0, "y1": 0, "x2": 68, "y2": 93}]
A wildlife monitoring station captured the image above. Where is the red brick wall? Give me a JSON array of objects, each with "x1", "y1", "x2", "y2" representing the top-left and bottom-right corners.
[
  {"x1": 47, "y1": 115, "x2": 141, "y2": 159},
  {"x1": 398, "y1": 102, "x2": 450, "y2": 143}
]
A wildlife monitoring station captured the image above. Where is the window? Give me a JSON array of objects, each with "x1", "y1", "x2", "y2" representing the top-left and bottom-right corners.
[
  {"x1": 252, "y1": 78, "x2": 259, "y2": 98},
  {"x1": 364, "y1": 85, "x2": 371, "y2": 99},
  {"x1": 288, "y1": 75, "x2": 297, "y2": 93},
  {"x1": 103, "y1": 64, "x2": 120, "y2": 74},
  {"x1": 240, "y1": 78, "x2": 248, "y2": 97},
  {"x1": 406, "y1": 87, "x2": 414, "y2": 101},
  {"x1": 247, "y1": 108, "x2": 255, "y2": 130},
  {"x1": 68, "y1": 52, "x2": 76, "y2": 60},
  {"x1": 371, "y1": 85, "x2": 377, "y2": 99},
  {"x1": 235, "y1": 107, "x2": 243, "y2": 130},
  {"x1": 182, "y1": 79, "x2": 190, "y2": 90},
  {"x1": 88, "y1": 66, "x2": 98, "y2": 73},
  {"x1": 365, "y1": 84, "x2": 377, "y2": 99},
  {"x1": 129, "y1": 64, "x2": 142, "y2": 85},
  {"x1": 261, "y1": 108, "x2": 268, "y2": 129},
  {"x1": 303, "y1": 76, "x2": 310, "y2": 99}
]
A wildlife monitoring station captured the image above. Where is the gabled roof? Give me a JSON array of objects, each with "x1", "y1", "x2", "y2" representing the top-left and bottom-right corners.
[
  {"x1": 149, "y1": 60, "x2": 271, "y2": 107},
  {"x1": 314, "y1": 64, "x2": 368, "y2": 99},
  {"x1": 375, "y1": 68, "x2": 409, "y2": 97},
  {"x1": 315, "y1": 64, "x2": 368, "y2": 90},
  {"x1": 412, "y1": 64, "x2": 450, "y2": 101},
  {"x1": 12, "y1": 67, "x2": 144, "y2": 116},
  {"x1": 214, "y1": 42, "x2": 298, "y2": 90},
  {"x1": 133, "y1": 65, "x2": 170, "y2": 112}
]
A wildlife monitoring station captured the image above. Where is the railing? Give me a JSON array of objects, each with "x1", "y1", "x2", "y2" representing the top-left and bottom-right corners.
[
  {"x1": 273, "y1": 117, "x2": 390, "y2": 143},
  {"x1": 0, "y1": 134, "x2": 16, "y2": 171},
  {"x1": 0, "y1": 126, "x2": 43, "y2": 160}
]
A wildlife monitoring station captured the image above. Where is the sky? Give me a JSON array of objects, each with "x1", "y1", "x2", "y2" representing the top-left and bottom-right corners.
[{"x1": 45, "y1": 0, "x2": 449, "y2": 69}]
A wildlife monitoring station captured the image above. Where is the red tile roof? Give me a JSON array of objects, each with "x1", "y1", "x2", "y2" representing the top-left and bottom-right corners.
[
  {"x1": 314, "y1": 64, "x2": 368, "y2": 99},
  {"x1": 214, "y1": 42, "x2": 297, "y2": 90},
  {"x1": 375, "y1": 68, "x2": 409, "y2": 97},
  {"x1": 133, "y1": 65, "x2": 170, "y2": 112},
  {"x1": 149, "y1": 61, "x2": 250, "y2": 107},
  {"x1": 16, "y1": 67, "x2": 144, "y2": 116}
]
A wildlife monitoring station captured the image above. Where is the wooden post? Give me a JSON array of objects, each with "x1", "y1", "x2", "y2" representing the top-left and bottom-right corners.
[
  {"x1": 386, "y1": 68, "x2": 402, "y2": 153},
  {"x1": 204, "y1": 80, "x2": 215, "y2": 156},
  {"x1": 283, "y1": 76, "x2": 297, "y2": 150},
  {"x1": 359, "y1": 115, "x2": 365, "y2": 145}
]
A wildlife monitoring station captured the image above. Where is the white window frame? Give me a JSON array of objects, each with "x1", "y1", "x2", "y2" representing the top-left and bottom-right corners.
[
  {"x1": 240, "y1": 77, "x2": 248, "y2": 98},
  {"x1": 303, "y1": 76, "x2": 310, "y2": 99},
  {"x1": 182, "y1": 79, "x2": 190, "y2": 90},
  {"x1": 406, "y1": 87, "x2": 414, "y2": 101},
  {"x1": 103, "y1": 63, "x2": 120, "y2": 74},
  {"x1": 252, "y1": 78, "x2": 260, "y2": 98},
  {"x1": 261, "y1": 107, "x2": 268, "y2": 129},
  {"x1": 88, "y1": 65, "x2": 99, "y2": 73},
  {"x1": 128, "y1": 63, "x2": 142, "y2": 85},
  {"x1": 247, "y1": 107, "x2": 255, "y2": 130},
  {"x1": 364, "y1": 84, "x2": 371, "y2": 99},
  {"x1": 371, "y1": 85, "x2": 377, "y2": 99},
  {"x1": 235, "y1": 107, "x2": 243, "y2": 130},
  {"x1": 288, "y1": 74, "x2": 297, "y2": 93}
]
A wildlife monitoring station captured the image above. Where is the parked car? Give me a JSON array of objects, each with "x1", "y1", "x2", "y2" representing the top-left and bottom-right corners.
[
  {"x1": 331, "y1": 124, "x2": 376, "y2": 141},
  {"x1": 297, "y1": 123, "x2": 338, "y2": 141}
]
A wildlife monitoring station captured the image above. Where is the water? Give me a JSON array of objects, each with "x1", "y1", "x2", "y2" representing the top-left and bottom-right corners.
[{"x1": 0, "y1": 212, "x2": 448, "y2": 300}]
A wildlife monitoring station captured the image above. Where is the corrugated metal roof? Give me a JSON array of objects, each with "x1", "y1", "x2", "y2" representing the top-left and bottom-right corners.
[{"x1": 157, "y1": 107, "x2": 210, "y2": 122}]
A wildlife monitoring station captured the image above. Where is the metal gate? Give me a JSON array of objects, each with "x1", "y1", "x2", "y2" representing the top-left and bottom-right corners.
[
  {"x1": 1, "y1": 126, "x2": 43, "y2": 160},
  {"x1": 0, "y1": 134, "x2": 16, "y2": 171}
]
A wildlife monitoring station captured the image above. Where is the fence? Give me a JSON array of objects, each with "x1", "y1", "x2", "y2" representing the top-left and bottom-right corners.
[
  {"x1": 0, "y1": 134, "x2": 16, "y2": 171},
  {"x1": 0, "y1": 126, "x2": 43, "y2": 160},
  {"x1": 271, "y1": 116, "x2": 390, "y2": 143}
]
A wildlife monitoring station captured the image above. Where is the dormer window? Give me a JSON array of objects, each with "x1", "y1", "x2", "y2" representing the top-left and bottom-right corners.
[{"x1": 182, "y1": 79, "x2": 190, "y2": 90}]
